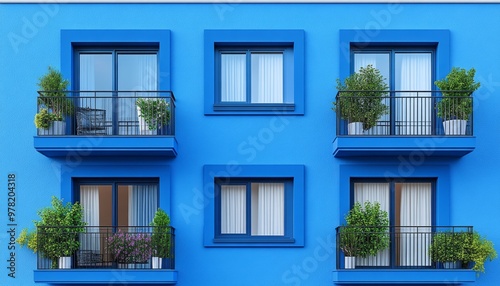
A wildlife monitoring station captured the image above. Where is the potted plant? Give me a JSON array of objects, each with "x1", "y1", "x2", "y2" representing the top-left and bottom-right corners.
[
  {"x1": 106, "y1": 230, "x2": 152, "y2": 267},
  {"x1": 17, "y1": 196, "x2": 86, "y2": 269},
  {"x1": 338, "y1": 201, "x2": 390, "y2": 269},
  {"x1": 430, "y1": 231, "x2": 470, "y2": 269},
  {"x1": 35, "y1": 66, "x2": 72, "y2": 135},
  {"x1": 150, "y1": 208, "x2": 171, "y2": 269},
  {"x1": 135, "y1": 98, "x2": 170, "y2": 135},
  {"x1": 334, "y1": 65, "x2": 389, "y2": 135},
  {"x1": 435, "y1": 67, "x2": 480, "y2": 135},
  {"x1": 461, "y1": 231, "x2": 497, "y2": 274},
  {"x1": 34, "y1": 108, "x2": 61, "y2": 135}
]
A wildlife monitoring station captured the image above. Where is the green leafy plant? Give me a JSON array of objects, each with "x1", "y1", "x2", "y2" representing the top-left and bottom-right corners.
[
  {"x1": 150, "y1": 208, "x2": 171, "y2": 258},
  {"x1": 430, "y1": 231, "x2": 471, "y2": 264},
  {"x1": 339, "y1": 201, "x2": 390, "y2": 258},
  {"x1": 136, "y1": 98, "x2": 170, "y2": 130},
  {"x1": 17, "y1": 196, "x2": 86, "y2": 268},
  {"x1": 34, "y1": 108, "x2": 61, "y2": 129},
  {"x1": 334, "y1": 65, "x2": 389, "y2": 131},
  {"x1": 435, "y1": 67, "x2": 480, "y2": 120},
  {"x1": 36, "y1": 66, "x2": 73, "y2": 126},
  {"x1": 462, "y1": 232, "x2": 498, "y2": 274}
]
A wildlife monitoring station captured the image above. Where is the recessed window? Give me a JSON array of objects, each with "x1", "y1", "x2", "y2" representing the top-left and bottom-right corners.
[{"x1": 204, "y1": 30, "x2": 305, "y2": 115}]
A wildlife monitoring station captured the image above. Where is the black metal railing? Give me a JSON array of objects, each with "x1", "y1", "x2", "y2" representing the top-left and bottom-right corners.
[
  {"x1": 36, "y1": 91, "x2": 175, "y2": 136},
  {"x1": 335, "y1": 225, "x2": 473, "y2": 269},
  {"x1": 37, "y1": 226, "x2": 175, "y2": 270},
  {"x1": 334, "y1": 91, "x2": 474, "y2": 136}
]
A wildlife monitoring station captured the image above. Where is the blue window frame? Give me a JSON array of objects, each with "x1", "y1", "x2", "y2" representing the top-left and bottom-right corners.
[
  {"x1": 204, "y1": 30, "x2": 305, "y2": 115},
  {"x1": 214, "y1": 178, "x2": 293, "y2": 243},
  {"x1": 203, "y1": 165, "x2": 305, "y2": 247}
]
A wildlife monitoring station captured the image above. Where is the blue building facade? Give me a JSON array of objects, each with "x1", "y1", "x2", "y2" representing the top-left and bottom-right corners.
[{"x1": 1, "y1": 2, "x2": 499, "y2": 285}]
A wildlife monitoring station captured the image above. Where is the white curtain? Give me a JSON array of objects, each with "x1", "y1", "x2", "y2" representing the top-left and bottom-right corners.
[
  {"x1": 128, "y1": 184, "x2": 158, "y2": 228},
  {"x1": 221, "y1": 53, "x2": 246, "y2": 102},
  {"x1": 80, "y1": 185, "x2": 100, "y2": 252},
  {"x1": 396, "y1": 53, "x2": 432, "y2": 135},
  {"x1": 251, "y1": 53, "x2": 284, "y2": 103},
  {"x1": 221, "y1": 185, "x2": 247, "y2": 234},
  {"x1": 399, "y1": 183, "x2": 432, "y2": 266},
  {"x1": 354, "y1": 53, "x2": 390, "y2": 135},
  {"x1": 354, "y1": 183, "x2": 390, "y2": 266},
  {"x1": 252, "y1": 183, "x2": 284, "y2": 236}
]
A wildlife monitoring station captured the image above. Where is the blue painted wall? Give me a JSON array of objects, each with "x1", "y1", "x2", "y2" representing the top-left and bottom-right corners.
[{"x1": 1, "y1": 2, "x2": 500, "y2": 285}]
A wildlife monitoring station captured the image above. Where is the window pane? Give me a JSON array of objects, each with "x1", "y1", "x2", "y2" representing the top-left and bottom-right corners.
[
  {"x1": 251, "y1": 183, "x2": 284, "y2": 236},
  {"x1": 79, "y1": 185, "x2": 112, "y2": 254},
  {"x1": 221, "y1": 185, "x2": 246, "y2": 234},
  {"x1": 395, "y1": 53, "x2": 432, "y2": 135},
  {"x1": 221, "y1": 53, "x2": 246, "y2": 102},
  {"x1": 251, "y1": 53, "x2": 283, "y2": 103},
  {"x1": 117, "y1": 184, "x2": 158, "y2": 227}
]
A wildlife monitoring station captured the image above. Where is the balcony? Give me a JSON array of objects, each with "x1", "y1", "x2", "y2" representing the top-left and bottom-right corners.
[
  {"x1": 33, "y1": 91, "x2": 177, "y2": 158},
  {"x1": 332, "y1": 225, "x2": 476, "y2": 284},
  {"x1": 33, "y1": 226, "x2": 177, "y2": 284},
  {"x1": 333, "y1": 91, "x2": 476, "y2": 157}
]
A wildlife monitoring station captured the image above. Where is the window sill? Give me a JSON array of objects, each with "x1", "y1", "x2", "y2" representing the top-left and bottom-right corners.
[
  {"x1": 332, "y1": 269, "x2": 476, "y2": 284},
  {"x1": 34, "y1": 269, "x2": 178, "y2": 284},
  {"x1": 209, "y1": 103, "x2": 297, "y2": 115}
]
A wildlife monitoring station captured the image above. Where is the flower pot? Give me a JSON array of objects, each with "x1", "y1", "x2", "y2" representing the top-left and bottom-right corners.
[
  {"x1": 137, "y1": 106, "x2": 156, "y2": 135},
  {"x1": 38, "y1": 121, "x2": 66, "y2": 135},
  {"x1": 443, "y1": 119, "x2": 467, "y2": 135},
  {"x1": 348, "y1": 122, "x2": 363, "y2": 135},
  {"x1": 58, "y1": 256, "x2": 71, "y2": 269},
  {"x1": 345, "y1": 256, "x2": 356, "y2": 269},
  {"x1": 152, "y1": 257, "x2": 162, "y2": 269}
]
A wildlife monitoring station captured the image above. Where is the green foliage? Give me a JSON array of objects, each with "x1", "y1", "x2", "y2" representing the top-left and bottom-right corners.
[
  {"x1": 17, "y1": 196, "x2": 86, "y2": 267},
  {"x1": 150, "y1": 208, "x2": 171, "y2": 258},
  {"x1": 463, "y1": 232, "x2": 497, "y2": 274},
  {"x1": 430, "y1": 231, "x2": 471, "y2": 263},
  {"x1": 36, "y1": 66, "x2": 73, "y2": 121},
  {"x1": 136, "y1": 98, "x2": 170, "y2": 130},
  {"x1": 339, "y1": 201, "x2": 390, "y2": 257},
  {"x1": 430, "y1": 231, "x2": 497, "y2": 275},
  {"x1": 435, "y1": 67, "x2": 480, "y2": 120},
  {"x1": 334, "y1": 65, "x2": 389, "y2": 130},
  {"x1": 34, "y1": 108, "x2": 61, "y2": 129},
  {"x1": 16, "y1": 228, "x2": 38, "y2": 253}
]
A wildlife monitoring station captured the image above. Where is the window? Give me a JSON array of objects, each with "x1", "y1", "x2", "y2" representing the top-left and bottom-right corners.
[
  {"x1": 204, "y1": 30, "x2": 305, "y2": 115},
  {"x1": 352, "y1": 49, "x2": 434, "y2": 135},
  {"x1": 338, "y1": 29, "x2": 450, "y2": 135},
  {"x1": 204, "y1": 165, "x2": 305, "y2": 247},
  {"x1": 215, "y1": 179, "x2": 292, "y2": 240},
  {"x1": 76, "y1": 179, "x2": 159, "y2": 228},
  {"x1": 351, "y1": 179, "x2": 434, "y2": 267}
]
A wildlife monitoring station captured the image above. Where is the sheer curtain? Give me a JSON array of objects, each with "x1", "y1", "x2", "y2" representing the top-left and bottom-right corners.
[
  {"x1": 221, "y1": 54, "x2": 246, "y2": 102},
  {"x1": 252, "y1": 183, "x2": 284, "y2": 236},
  {"x1": 221, "y1": 185, "x2": 246, "y2": 234},
  {"x1": 354, "y1": 53, "x2": 390, "y2": 135},
  {"x1": 80, "y1": 186, "x2": 100, "y2": 252},
  {"x1": 399, "y1": 183, "x2": 432, "y2": 266},
  {"x1": 251, "y1": 53, "x2": 283, "y2": 103},
  {"x1": 128, "y1": 184, "x2": 158, "y2": 227},
  {"x1": 354, "y1": 183, "x2": 390, "y2": 266},
  {"x1": 396, "y1": 53, "x2": 432, "y2": 135}
]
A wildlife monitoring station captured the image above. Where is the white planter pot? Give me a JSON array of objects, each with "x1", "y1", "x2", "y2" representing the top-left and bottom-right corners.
[
  {"x1": 348, "y1": 122, "x2": 363, "y2": 135},
  {"x1": 58, "y1": 256, "x2": 71, "y2": 269},
  {"x1": 443, "y1": 119, "x2": 467, "y2": 135},
  {"x1": 345, "y1": 256, "x2": 356, "y2": 269},
  {"x1": 38, "y1": 121, "x2": 66, "y2": 135},
  {"x1": 137, "y1": 106, "x2": 155, "y2": 135},
  {"x1": 152, "y1": 257, "x2": 162, "y2": 269}
]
